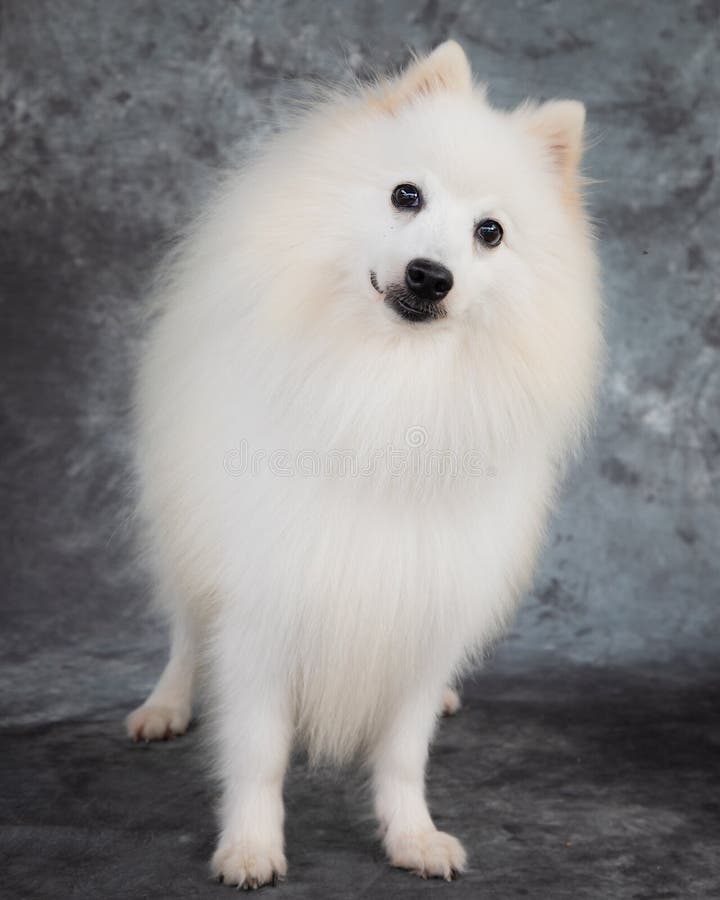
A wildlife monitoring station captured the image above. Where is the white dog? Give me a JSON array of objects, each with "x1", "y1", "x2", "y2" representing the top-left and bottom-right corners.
[{"x1": 127, "y1": 41, "x2": 602, "y2": 888}]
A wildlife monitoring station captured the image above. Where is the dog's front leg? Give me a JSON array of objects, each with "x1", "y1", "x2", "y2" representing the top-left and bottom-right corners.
[
  {"x1": 210, "y1": 638, "x2": 292, "y2": 890},
  {"x1": 371, "y1": 684, "x2": 466, "y2": 880}
]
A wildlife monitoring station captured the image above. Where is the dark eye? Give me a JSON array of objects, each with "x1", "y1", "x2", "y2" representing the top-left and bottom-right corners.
[
  {"x1": 391, "y1": 183, "x2": 422, "y2": 210},
  {"x1": 475, "y1": 219, "x2": 503, "y2": 248}
]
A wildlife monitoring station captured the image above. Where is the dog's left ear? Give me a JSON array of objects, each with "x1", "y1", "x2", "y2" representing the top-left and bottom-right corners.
[
  {"x1": 376, "y1": 41, "x2": 472, "y2": 112},
  {"x1": 521, "y1": 100, "x2": 586, "y2": 186}
]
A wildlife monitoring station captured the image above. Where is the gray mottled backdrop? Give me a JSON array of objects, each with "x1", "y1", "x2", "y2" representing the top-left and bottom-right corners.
[{"x1": 2, "y1": 2, "x2": 719, "y2": 899}]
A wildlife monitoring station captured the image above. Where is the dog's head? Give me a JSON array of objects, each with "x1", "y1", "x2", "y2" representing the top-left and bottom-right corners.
[
  {"x1": 313, "y1": 42, "x2": 596, "y2": 332},
  {"x1": 242, "y1": 42, "x2": 601, "y2": 455}
]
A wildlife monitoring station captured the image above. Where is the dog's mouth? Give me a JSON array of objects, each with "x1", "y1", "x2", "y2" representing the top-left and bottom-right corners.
[{"x1": 369, "y1": 271, "x2": 446, "y2": 323}]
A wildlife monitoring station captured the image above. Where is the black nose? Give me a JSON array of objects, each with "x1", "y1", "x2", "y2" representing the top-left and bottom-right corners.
[{"x1": 405, "y1": 258, "x2": 453, "y2": 302}]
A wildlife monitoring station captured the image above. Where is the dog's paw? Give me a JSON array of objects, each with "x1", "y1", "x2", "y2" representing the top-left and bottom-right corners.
[
  {"x1": 441, "y1": 687, "x2": 461, "y2": 716},
  {"x1": 211, "y1": 841, "x2": 287, "y2": 889},
  {"x1": 386, "y1": 829, "x2": 466, "y2": 880},
  {"x1": 125, "y1": 703, "x2": 191, "y2": 741}
]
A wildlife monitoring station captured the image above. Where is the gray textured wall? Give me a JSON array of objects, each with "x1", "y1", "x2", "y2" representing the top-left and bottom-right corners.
[{"x1": 2, "y1": 3, "x2": 719, "y2": 898}]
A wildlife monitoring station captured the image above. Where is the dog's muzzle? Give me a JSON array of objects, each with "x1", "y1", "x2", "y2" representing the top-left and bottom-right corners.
[{"x1": 371, "y1": 259, "x2": 452, "y2": 323}]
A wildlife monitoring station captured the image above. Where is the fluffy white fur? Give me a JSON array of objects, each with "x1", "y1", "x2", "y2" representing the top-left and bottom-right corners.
[{"x1": 126, "y1": 41, "x2": 602, "y2": 888}]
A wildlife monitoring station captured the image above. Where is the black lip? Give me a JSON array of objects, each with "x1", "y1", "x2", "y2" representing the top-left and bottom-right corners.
[
  {"x1": 384, "y1": 286, "x2": 446, "y2": 323},
  {"x1": 388, "y1": 296, "x2": 434, "y2": 322}
]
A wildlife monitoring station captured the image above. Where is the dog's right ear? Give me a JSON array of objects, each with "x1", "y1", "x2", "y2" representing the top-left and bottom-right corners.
[{"x1": 373, "y1": 41, "x2": 473, "y2": 113}]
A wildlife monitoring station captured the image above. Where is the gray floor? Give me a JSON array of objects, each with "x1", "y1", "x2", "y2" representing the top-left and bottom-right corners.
[{"x1": 1, "y1": 2, "x2": 719, "y2": 898}]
